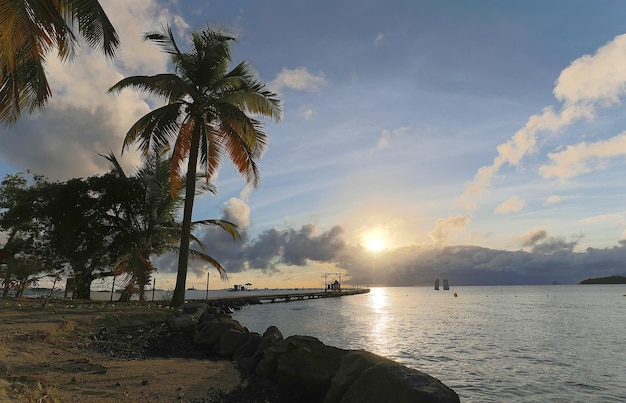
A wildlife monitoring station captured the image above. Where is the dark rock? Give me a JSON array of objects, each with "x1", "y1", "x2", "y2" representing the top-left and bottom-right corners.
[
  {"x1": 193, "y1": 318, "x2": 245, "y2": 348},
  {"x1": 255, "y1": 336, "x2": 290, "y2": 380},
  {"x1": 181, "y1": 302, "x2": 208, "y2": 315},
  {"x1": 255, "y1": 325, "x2": 283, "y2": 356},
  {"x1": 340, "y1": 360, "x2": 460, "y2": 403},
  {"x1": 257, "y1": 335, "x2": 348, "y2": 402},
  {"x1": 324, "y1": 350, "x2": 388, "y2": 403},
  {"x1": 166, "y1": 314, "x2": 196, "y2": 333},
  {"x1": 218, "y1": 329, "x2": 251, "y2": 358},
  {"x1": 233, "y1": 332, "x2": 262, "y2": 361}
]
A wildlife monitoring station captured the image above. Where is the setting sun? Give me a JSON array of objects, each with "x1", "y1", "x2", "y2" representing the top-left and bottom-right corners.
[
  {"x1": 365, "y1": 237, "x2": 386, "y2": 252},
  {"x1": 361, "y1": 228, "x2": 389, "y2": 253}
]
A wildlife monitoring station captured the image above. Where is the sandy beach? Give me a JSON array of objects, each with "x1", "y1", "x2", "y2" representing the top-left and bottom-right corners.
[{"x1": 0, "y1": 298, "x2": 244, "y2": 402}]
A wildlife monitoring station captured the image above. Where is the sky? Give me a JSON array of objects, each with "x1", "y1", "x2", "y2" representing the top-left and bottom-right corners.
[{"x1": 3, "y1": 0, "x2": 626, "y2": 289}]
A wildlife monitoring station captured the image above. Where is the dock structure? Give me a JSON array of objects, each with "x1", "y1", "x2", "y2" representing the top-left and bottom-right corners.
[{"x1": 195, "y1": 288, "x2": 370, "y2": 305}]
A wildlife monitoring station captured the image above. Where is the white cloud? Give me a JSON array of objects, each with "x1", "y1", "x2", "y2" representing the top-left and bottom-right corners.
[
  {"x1": 539, "y1": 132, "x2": 626, "y2": 179},
  {"x1": 554, "y1": 34, "x2": 626, "y2": 106},
  {"x1": 374, "y1": 32, "x2": 384, "y2": 47},
  {"x1": 300, "y1": 107, "x2": 315, "y2": 120},
  {"x1": 428, "y1": 215, "x2": 471, "y2": 244},
  {"x1": 520, "y1": 228, "x2": 547, "y2": 247},
  {"x1": 545, "y1": 195, "x2": 562, "y2": 205},
  {"x1": 0, "y1": 0, "x2": 171, "y2": 180},
  {"x1": 377, "y1": 126, "x2": 411, "y2": 148},
  {"x1": 223, "y1": 197, "x2": 250, "y2": 228},
  {"x1": 495, "y1": 196, "x2": 526, "y2": 214},
  {"x1": 457, "y1": 33, "x2": 626, "y2": 211},
  {"x1": 271, "y1": 67, "x2": 327, "y2": 92},
  {"x1": 580, "y1": 212, "x2": 626, "y2": 224}
]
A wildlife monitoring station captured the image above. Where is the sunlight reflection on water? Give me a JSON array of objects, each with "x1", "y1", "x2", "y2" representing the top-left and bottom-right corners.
[{"x1": 233, "y1": 285, "x2": 626, "y2": 402}]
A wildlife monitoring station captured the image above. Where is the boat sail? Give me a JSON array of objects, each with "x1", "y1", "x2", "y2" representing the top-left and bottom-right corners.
[{"x1": 434, "y1": 278, "x2": 440, "y2": 290}]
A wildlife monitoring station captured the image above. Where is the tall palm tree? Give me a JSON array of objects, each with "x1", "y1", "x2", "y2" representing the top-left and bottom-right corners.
[
  {"x1": 109, "y1": 24, "x2": 281, "y2": 307},
  {"x1": 0, "y1": 0, "x2": 119, "y2": 124},
  {"x1": 103, "y1": 153, "x2": 240, "y2": 301}
]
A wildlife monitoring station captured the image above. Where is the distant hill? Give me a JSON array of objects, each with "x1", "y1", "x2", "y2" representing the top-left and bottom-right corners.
[{"x1": 580, "y1": 275, "x2": 626, "y2": 284}]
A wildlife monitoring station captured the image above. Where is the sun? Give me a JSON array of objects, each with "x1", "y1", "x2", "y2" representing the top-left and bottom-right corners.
[
  {"x1": 365, "y1": 237, "x2": 386, "y2": 253},
  {"x1": 361, "y1": 228, "x2": 389, "y2": 253}
]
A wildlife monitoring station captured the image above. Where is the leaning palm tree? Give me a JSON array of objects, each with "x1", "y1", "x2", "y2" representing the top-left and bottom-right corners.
[
  {"x1": 103, "y1": 152, "x2": 240, "y2": 301},
  {"x1": 109, "y1": 24, "x2": 281, "y2": 307},
  {"x1": 0, "y1": 0, "x2": 119, "y2": 124}
]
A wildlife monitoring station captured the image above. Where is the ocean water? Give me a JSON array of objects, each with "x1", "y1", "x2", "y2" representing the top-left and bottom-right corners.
[{"x1": 232, "y1": 285, "x2": 626, "y2": 402}]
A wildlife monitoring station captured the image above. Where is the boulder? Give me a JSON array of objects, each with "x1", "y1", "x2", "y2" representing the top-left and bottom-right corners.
[
  {"x1": 257, "y1": 335, "x2": 348, "y2": 402},
  {"x1": 324, "y1": 350, "x2": 388, "y2": 403},
  {"x1": 255, "y1": 325, "x2": 283, "y2": 356},
  {"x1": 193, "y1": 317, "x2": 245, "y2": 348},
  {"x1": 233, "y1": 332, "x2": 264, "y2": 373},
  {"x1": 218, "y1": 328, "x2": 251, "y2": 357},
  {"x1": 166, "y1": 314, "x2": 196, "y2": 333},
  {"x1": 233, "y1": 332, "x2": 262, "y2": 361},
  {"x1": 339, "y1": 360, "x2": 460, "y2": 403}
]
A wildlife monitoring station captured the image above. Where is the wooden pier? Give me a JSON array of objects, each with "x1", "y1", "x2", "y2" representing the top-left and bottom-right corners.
[{"x1": 197, "y1": 288, "x2": 369, "y2": 305}]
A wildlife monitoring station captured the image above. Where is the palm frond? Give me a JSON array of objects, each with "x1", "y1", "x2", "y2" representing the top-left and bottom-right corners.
[
  {"x1": 121, "y1": 103, "x2": 184, "y2": 156},
  {"x1": 99, "y1": 152, "x2": 127, "y2": 178},
  {"x1": 108, "y1": 74, "x2": 190, "y2": 103},
  {"x1": 192, "y1": 219, "x2": 241, "y2": 241},
  {"x1": 188, "y1": 249, "x2": 228, "y2": 281},
  {"x1": 62, "y1": 0, "x2": 119, "y2": 58},
  {"x1": 143, "y1": 23, "x2": 182, "y2": 57},
  {"x1": 0, "y1": 58, "x2": 50, "y2": 123},
  {"x1": 220, "y1": 61, "x2": 282, "y2": 120}
]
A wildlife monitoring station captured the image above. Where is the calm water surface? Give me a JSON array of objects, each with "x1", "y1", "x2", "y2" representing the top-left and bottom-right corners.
[{"x1": 232, "y1": 285, "x2": 626, "y2": 402}]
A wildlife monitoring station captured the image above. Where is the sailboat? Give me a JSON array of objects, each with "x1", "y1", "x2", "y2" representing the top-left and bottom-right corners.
[
  {"x1": 434, "y1": 278, "x2": 440, "y2": 290},
  {"x1": 443, "y1": 278, "x2": 449, "y2": 290}
]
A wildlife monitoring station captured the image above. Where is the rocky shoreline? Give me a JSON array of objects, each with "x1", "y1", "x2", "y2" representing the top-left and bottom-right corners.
[
  {"x1": 95, "y1": 299, "x2": 460, "y2": 402},
  {"x1": 1, "y1": 298, "x2": 460, "y2": 402}
]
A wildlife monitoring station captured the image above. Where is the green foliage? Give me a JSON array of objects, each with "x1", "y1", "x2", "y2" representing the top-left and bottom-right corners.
[
  {"x1": 109, "y1": 23, "x2": 281, "y2": 306},
  {"x1": 0, "y1": 0, "x2": 119, "y2": 124}
]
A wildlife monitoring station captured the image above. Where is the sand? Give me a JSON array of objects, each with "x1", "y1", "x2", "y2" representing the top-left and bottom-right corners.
[{"x1": 0, "y1": 298, "x2": 243, "y2": 402}]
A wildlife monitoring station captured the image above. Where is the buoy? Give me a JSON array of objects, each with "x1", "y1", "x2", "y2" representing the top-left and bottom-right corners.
[{"x1": 454, "y1": 292, "x2": 458, "y2": 297}]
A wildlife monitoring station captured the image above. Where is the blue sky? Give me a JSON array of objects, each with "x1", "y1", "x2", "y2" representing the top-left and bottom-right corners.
[{"x1": 3, "y1": 0, "x2": 626, "y2": 289}]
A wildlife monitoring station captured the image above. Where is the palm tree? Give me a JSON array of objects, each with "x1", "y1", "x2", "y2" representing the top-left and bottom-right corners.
[
  {"x1": 0, "y1": 0, "x2": 119, "y2": 124},
  {"x1": 103, "y1": 153, "x2": 240, "y2": 301},
  {"x1": 109, "y1": 24, "x2": 280, "y2": 307}
]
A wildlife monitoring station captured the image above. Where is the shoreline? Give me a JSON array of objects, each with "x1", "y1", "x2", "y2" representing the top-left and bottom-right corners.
[{"x1": 0, "y1": 296, "x2": 459, "y2": 402}]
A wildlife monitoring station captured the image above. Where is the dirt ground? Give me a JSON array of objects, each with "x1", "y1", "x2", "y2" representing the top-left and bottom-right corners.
[{"x1": 0, "y1": 298, "x2": 243, "y2": 402}]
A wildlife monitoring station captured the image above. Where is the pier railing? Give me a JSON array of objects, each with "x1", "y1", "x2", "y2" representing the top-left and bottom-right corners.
[{"x1": 192, "y1": 288, "x2": 370, "y2": 304}]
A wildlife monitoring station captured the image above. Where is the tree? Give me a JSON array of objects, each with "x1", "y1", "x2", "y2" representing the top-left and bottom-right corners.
[
  {"x1": 103, "y1": 153, "x2": 240, "y2": 301},
  {"x1": 1, "y1": 173, "x2": 131, "y2": 299},
  {"x1": 0, "y1": 172, "x2": 66, "y2": 298},
  {"x1": 109, "y1": 24, "x2": 281, "y2": 306},
  {"x1": 0, "y1": 0, "x2": 119, "y2": 124}
]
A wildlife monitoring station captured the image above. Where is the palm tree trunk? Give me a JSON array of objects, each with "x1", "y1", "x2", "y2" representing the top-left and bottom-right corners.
[{"x1": 171, "y1": 130, "x2": 201, "y2": 307}]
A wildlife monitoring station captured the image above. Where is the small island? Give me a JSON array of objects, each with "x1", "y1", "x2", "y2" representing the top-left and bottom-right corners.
[{"x1": 580, "y1": 275, "x2": 626, "y2": 284}]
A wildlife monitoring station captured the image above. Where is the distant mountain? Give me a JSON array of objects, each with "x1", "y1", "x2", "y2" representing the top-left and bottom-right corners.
[{"x1": 579, "y1": 275, "x2": 626, "y2": 284}]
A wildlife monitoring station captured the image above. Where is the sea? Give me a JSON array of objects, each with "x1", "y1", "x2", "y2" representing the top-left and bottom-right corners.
[{"x1": 227, "y1": 285, "x2": 626, "y2": 403}]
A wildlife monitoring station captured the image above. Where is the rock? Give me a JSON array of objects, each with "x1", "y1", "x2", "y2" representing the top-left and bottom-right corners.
[
  {"x1": 257, "y1": 335, "x2": 348, "y2": 402},
  {"x1": 181, "y1": 303, "x2": 209, "y2": 322},
  {"x1": 193, "y1": 318, "x2": 245, "y2": 348},
  {"x1": 233, "y1": 332, "x2": 262, "y2": 360},
  {"x1": 324, "y1": 350, "x2": 388, "y2": 403},
  {"x1": 255, "y1": 336, "x2": 290, "y2": 380},
  {"x1": 339, "y1": 360, "x2": 460, "y2": 403},
  {"x1": 255, "y1": 325, "x2": 283, "y2": 356},
  {"x1": 166, "y1": 315, "x2": 196, "y2": 333},
  {"x1": 233, "y1": 332, "x2": 263, "y2": 373},
  {"x1": 218, "y1": 329, "x2": 251, "y2": 357}
]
